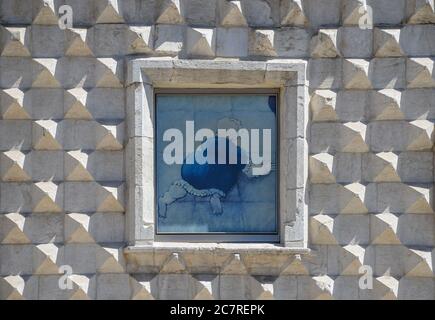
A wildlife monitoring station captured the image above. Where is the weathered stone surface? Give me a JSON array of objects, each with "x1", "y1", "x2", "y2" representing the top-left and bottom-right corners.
[{"x1": 0, "y1": 0, "x2": 434, "y2": 301}]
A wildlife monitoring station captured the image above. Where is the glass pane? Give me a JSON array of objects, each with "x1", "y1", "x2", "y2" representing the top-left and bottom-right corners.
[{"x1": 156, "y1": 93, "x2": 278, "y2": 234}]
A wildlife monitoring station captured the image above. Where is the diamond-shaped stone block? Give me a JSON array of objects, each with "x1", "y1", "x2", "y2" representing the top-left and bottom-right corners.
[
  {"x1": 0, "y1": 88, "x2": 30, "y2": 119},
  {"x1": 310, "y1": 215, "x2": 337, "y2": 245},
  {"x1": 341, "y1": 122, "x2": 369, "y2": 152},
  {"x1": 156, "y1": 0, "x2": 183, "y2": 24},
  {"x1": 249, "y1": 30, "x2": 276, "y2": 57},
  {"x1": 64, "y1": 88, "x2": 92, "y2": 120},
  {"x1": 0, "y1": 27, "x2": 30, "y2": 57},
  {"x1": 219, "y1": 0, "x2": 247, "y2": 27},
  {"x1": 95, "y1": 0, "x2": 124, "y2": 24},
  {"x1": 0, "y1": 150, "x2": 31, "y2": 182},
  {"x1": 64, "y1": 213, "x2": 94, "y2": 243},
  {"x1": 65, "y1": 150, "x2": 94, "y2": 181},
  {"x1": 374, "y1": 28, "x2": 403, "y2": 57},
  {"x1": 309, "y1": 153, "x2": 336, "y2": 184},
  {"x1": 280, "y1": 0, "x2": 308, "y2": 26},
  {"x1": 32, "y1": 120, "x2": 62, "y2": 150},
  {"x1": 33, "y1": 243, "x2": 62, "y2": 274},
  {"x1": 186, "y1": 28, "x2": 216, "y2": 57},
  {"x1": 310, "y1": 90, "x2": 337, "y2": 121},
  {"x1": 343, "y1": 59, "x2": 372, "y2": 89},
  {"x1": 406, "y1": 58, "x2": 435, "y2": 88},
  {"x1": 127, "y1": 26, "x2": 153, "y2": 54},
  {"x1": 0, "y1": 213, "x2": 30, "y2": 244},
  {"x1": 407, "y1": 0, "x2": 435, "y2": 24},
  {"x1": 97, "y1": 246, "x2": 125, "y2": 273},
  {"x1": 370, "y1": 89, "x2": 403, "y2": 121},
  {"x1": 32, "y1": 59, "x2": 61, "y2": 88},
  {"x1": 371, "y1": 213, "x2": 400, "y2": 244},
  {"x1": 32, "y1": 181, "x2": 63, "y2": 213},
  {"x1": 33, "y1": 0, "x2": 58, "y2": 25},
  {"x1": 65, "y1": 29, "x2": 93, "y2": 57},
  {"x1": 310, "y1": 29, "x2": 340, "y2": 58}
]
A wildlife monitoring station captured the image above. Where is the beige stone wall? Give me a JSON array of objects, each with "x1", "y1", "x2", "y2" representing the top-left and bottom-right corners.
[{"x1": 0, "y1": 0, "x2": 434, "y2": 299}]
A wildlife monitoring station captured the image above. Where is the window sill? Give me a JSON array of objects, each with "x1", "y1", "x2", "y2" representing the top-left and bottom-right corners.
[{"x1": 124, "y1": 243, "x2": 312, "y2": 275}]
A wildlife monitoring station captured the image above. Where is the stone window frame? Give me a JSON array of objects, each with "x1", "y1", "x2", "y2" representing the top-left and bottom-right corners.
[{"x1": 125, "y1": 58, "x2": 308, "y2": 252}]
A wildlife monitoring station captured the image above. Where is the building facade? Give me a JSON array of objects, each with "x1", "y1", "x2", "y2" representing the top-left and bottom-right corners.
[{"x1": 0, "y1": 0, "x2": 434, "y2": 299}]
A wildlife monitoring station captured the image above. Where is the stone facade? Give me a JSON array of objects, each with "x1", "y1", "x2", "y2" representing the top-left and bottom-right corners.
[{"x1": 0, "y1": 0, "x2": 434, "y2": 300}]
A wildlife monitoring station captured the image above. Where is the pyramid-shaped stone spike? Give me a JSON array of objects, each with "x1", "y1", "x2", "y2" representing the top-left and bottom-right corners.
[
  {"x1": 251, "y1": 278, "x2": 274, "y2": 300},
  {"x1": 375, "y1": 276, "x2": 399, "y2": 300},
  {"x1": 127, "y1": 26, "x2": 153, "y2": 54},
  {"x1": 95, "y1": 123, "x2": 123, "y2": 150},
  {"x1": 0, "y1": 150, "x2": 31, "y2": 182},
  {"x1": 0, "y1": 275, "x2": 26, "y2": 300},
  {"x1": 219, "y1": 0, "x2": 247, "y2": 27},
  {"x1": 130, "y1": 276, "x2": 155, "y2": 300},
  {"x1": 1, "y1": 213, "x2": 30, "y2": 244},
  {"x1": 32, "y1": 120, "x2": 62, "y2": 150},
  {"x1": 156, "y1": 0, "x2": 183, "y2": 24},
  {"x1": 310, "y1": 275, "x2": 334, "y2": 300},
  {"x1": 371, "y1": 152, "x2": 401, "y2": 182},
  {"x1": 96, "y1": 183, "x2": 124, "y2": 212},
  {"x1": 32, "y1": 181, "x2": 62, "y2": 213},
  {"x1": 65, "y1": 29, "x2": 93, "y2": 57},
  {"x1": 64, "y1": 213, "x2": 94, "y2": 243},
  {"x1": 95, "y1": 0, "x2": 124, "y2": 24},
  {"x1": 341, "y1": 182, "x2": 368, "y2": 214},
  {"x1": 310, "y1": 29, "x2": 340, "y2": 58},
  {"x1": 32, "y1": 59, "x2": 60, "y2": 88},
  {"x1": 370, "y1": 89, "x2": 403, "y2": 121},
  {"x1": 310, "y1": 215, "x2": 337, "y2": 245},
  {"x1": 186, "y1": 28, "x2": 216, "y2": 57},
  {"x1": 407, "y1": 185, "x2": 433, "y2": 213},
  {"x1": 406, "y1": 58, "x2": 435, "y2": 88},
  {"x1": 160, "y1": 252, "x2": 187, "y2": 273},
  {"x1": 343, "y1": 59, "x2": 372, "y2": 89},
  {"x1": 0, "y1": 27, "x2": 30, "y2": 57},
  {"x1": 65, "y1": 150, "x2": 94, "y2": 181},
  {"x1": 64, "y1": 88, "x2": 93, "y2": 120},
  {"x1": 68, "y1": 275, "x2": 92, "y2": 300},
  {"x1": 193, "y1": 277, "x2": 214, "y2": 300},
  {"x1": 374, "y1": 28, "x2": 403, "y2": 57},
  {"x1": 371, "y1": 213, "x2": 401, "y2": 245},
  {"x1": 408, "y1": 0, "x2": 435, "y2": 24},
  {"x1": 97, "y1": 246, "x2": 125, "y2": 273},
  {"x1": 342, "y1": 122, "x2": 369, "y2": 152},
  {"x1": 342, "y1": 0, "x2": 370, "y2": 25},
  {"x1": 280, "y1": 0, "x2": 308, "y2": 26},
  {"x1": 309, "y1": 153, "x2": 336, "y2": 184},
  {"x1": 249, "y1": 30, "x2": 276, "y2": 57},
  {"x1": 221, "y1": 253, "x2": 248, "y2": 274},
  {"x1": 340, "y1": 244, "x2": 365, "y2": 275},
  {"x1": 95, "y1": 58, "x2": 122, "y2": 88},
  {"x1": 34, "y1": 243, "x2": 61, "y2": 274},
  {"x1": 310, "y1": 90, "x2": 337, "y2": 121},
  {"x1": 160, "y1": 252, "x2": 186, "y2": 273},
  {"x1": 407, "y1": 120, "x2": 434, "y2": 151},
  {"x1": 0, "y1": 88, "x2": 30, "y2": 119},
  {"x1": 33, "y1": 0, "x2": 58, "y2": 25},
  {"x1": 280, "y1": 254, "x2": 309, "y2": 275},
  {"x1": 404, "y1": 248, "x2": 433, "y2": 277}
]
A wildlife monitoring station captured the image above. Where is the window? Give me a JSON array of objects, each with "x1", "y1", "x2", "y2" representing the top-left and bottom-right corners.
[
  {"x1": 155, "y1": 91, "x2": 279, "y2": 242},
  {"x1": 125, "y1": 59, "x2": 308, "y2": 249}
]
